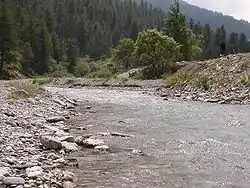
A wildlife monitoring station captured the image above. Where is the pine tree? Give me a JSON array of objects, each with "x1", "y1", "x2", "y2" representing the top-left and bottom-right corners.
[
  {"x1": 239, "y1": 33, "x2": 249, "y2": 53},
  {"x1": 0, "y1": 3, "x2": 16, "y2": 78},
  {"x1": 203, "y1": 24, "x2": 213, "y2": 59},
  {"x1": 38, "y1": 22, "x2": 52, "y2": 74},
  {"x1": 130, "y1": 20, "x2": 139, "y2": 41},
  {"x1": 228, "y1": 32, "x2": 239, "y2": 54},
  {"x1": 67, "y1": 40, "x2": 78, "y2": 74}
]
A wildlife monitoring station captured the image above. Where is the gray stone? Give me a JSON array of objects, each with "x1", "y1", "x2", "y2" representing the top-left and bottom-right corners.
[
  {"x1": 46, "y1": 116, "x2": 65, "y2": 123},
  {"x1": 54, "y1": 98, "x2": 66, "y2": 106},
  {"x1": 40, "y1": 136, "x2": 62, "y2": 150},
  {"x1": 63, "y1": 172, "x2": 75, "y2": 181},
  {"x1": 63, "y1": 181, "x2": 74, "y2": 188},
  {"x1": 111, "y1": 132, "x2": 133, "y2": 138},
  {"x1": 94, "y1": 145, "x2": 109, "y2": 151},
  {"x1": 2, "y1": 177, "x2": 25, "y2": 185},
  {"x1": 26, "y1": 166, "x2": 43, "y2": 178},
  {"x1": 62, "y1": 142, "x2": 78, "y2": 151},
  {"x1": 81, "y1": 138, "x2": 104, "y2": 148},
  {"x1": 0, "y1": 167, "x2": 10, "y2": 180},
  {"x1": 44, "y1": 125, "x2": 69, "y2": 136},
  {"x1": 60, "y1": 136, "x2": 75, "y2": 143}
]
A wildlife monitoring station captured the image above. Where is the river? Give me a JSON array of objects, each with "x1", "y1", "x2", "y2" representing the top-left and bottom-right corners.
[{"x1": 47, "y1": 87, "x2": 250, "y2": 188}]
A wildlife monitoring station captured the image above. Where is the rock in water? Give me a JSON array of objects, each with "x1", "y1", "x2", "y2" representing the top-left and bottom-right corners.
[
  {"x1": 62, "y1": 142, "x2": 78, "y2": 151},
  {"x1": 40, "y1": 136, "x2": 62, "y2": 150},
  {"x1": 94, "y1": 145, "x2": 109, "y2": 151},
  {"x1": 81, "y1": 138, "x2": 104, "y2": 148},
  {"x1": 26, "y1": 166, "x2": 43, "y2": 178},
  {"x1": 2, "y1": 177, "x2": 25, "y2": 185},
  {"x1": 60, "y1": 136, "x2": 75, "y2": 143},
  {"x1": 46, "y1": 116, "x2": 65, "y2": 123}
]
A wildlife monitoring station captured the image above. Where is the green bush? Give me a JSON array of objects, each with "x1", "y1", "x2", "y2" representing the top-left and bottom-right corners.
[
  {"x1": 164, "y1": 71, "x2": 194, "y2": 87},
  {"x1": 48, "y1": 62, "x2": 73, "y2": 78},
  {"x1": 164, "y1": 71, "x2": 212, "y2": 90},
  {"x1": 134, "y1": 29, "x2": 181, "y2": 78},
  {"x1": 86, "y1": 69, "x2": 113, "y2": 79},
  {"x1": 75, "y1": 58, "x2": 91, "y2": 77},
  {"x1": 32, "y1": 77, "x2": 52, "y2": 85},
  {"x1": 240, "y1": 75, "x2": 250, "y2": 87}
]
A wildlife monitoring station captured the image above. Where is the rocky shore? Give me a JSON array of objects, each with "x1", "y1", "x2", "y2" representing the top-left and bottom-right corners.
[
  {"x1": 48, "y1": 78, "x2": 249, "y2": 105},
  {"x1": 0, "y1": 82, "x2": 85, "y2": 188}
]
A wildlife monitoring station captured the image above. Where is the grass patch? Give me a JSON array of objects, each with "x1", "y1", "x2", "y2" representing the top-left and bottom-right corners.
[
  {"x1": 8, "y1": 81, "x2": 43, "y2": 100},
  {"x1": 164, "y1": 71, "x2": 212, "y2": 90},
  {"x1": 240, "y1": 75, "x2": 250, "y2": 87},
  {"x1": 32, "y1": 77, "x2": 52, "y2": 85},
  {"x1": 164, "y1": 71, "x2": 195, "y2": 87}
]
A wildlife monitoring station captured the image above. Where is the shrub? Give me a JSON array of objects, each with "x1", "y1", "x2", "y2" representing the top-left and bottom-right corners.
[
  {"x1": 240, "y1": 75, "x2": 250, "y2": 87},
  {"x1": 8, "y1": 81, "x2": 43, "y2": 99},
  {"x1": 134, "y1": 29, "x2": 181, "y2": 78},
  {"x1": 164, "y1": 71, "x2": 194, "y2": 87},
  {"x1": 86, "y1": 69, "x2": 113, "y2": 79}
]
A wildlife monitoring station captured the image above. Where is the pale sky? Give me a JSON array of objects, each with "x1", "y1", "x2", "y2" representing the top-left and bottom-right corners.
[{"x1": 184, "y1": 0, "x2": 250, "y2": 21}]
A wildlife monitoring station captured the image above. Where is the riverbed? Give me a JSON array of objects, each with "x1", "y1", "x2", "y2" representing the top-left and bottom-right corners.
[{"x1": 47, "y1": 87, "x2": 250, "y2": 188}]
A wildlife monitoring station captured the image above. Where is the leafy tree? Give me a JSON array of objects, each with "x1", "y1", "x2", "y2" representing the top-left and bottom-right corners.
[
  {"x1": 112, "y1": 38, "x2": 135, "y2": 70},
  {"x1": 134, "y1": 29, "x2": 181, "y2": 78},
  {"x1": 163, "y1": 0, "x2": 202, "y2": 61}
]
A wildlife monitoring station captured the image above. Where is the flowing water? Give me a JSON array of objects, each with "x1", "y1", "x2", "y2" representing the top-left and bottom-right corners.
[{"x1": 47, "y1": 87, "x2": 250, "y2": 188}]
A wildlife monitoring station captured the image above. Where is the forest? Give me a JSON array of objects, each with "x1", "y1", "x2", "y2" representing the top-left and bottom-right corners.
[{"x1": 0, "y1": 0, "x2": 249, "y2": 79}]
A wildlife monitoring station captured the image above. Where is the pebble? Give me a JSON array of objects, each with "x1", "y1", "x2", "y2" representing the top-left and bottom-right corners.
[
  {"x1": 26, "y1": 166, "x2": 43, "y2": 178},
  {"x1": 2, "y1": 177, "x2": 25, "y2": 185}
]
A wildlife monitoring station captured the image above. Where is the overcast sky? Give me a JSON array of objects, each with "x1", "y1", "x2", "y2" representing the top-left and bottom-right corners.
[{"x1": 184, "y1": 0, "x2": 250, "y2": 21}]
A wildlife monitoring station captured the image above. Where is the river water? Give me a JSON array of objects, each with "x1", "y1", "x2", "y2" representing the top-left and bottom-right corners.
[{"x1": 47, "y1": 87, "x2": 250, "y2": 188}]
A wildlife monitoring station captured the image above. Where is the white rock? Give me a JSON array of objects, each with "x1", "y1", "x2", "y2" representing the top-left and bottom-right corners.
[
  {"x1": 60, "y1": 136, "x2": 75, "y2": 143},
  {"x1": 0, "y1": 167, "x2": 10, "y2": 180},
  {"x1": 54, "y1": 98, "x2": 66, "y2": 106},
  {"x1": 26, "y1": 166, "x2": 43, "y2": 178},
  {"x1": 63, "y1": 181, "x2": 74, "y2": 188},
  {"x1": 94, "y1": 145, "x2": 109, "y2": 151},
  {"x1": 81, "y1": 138, "x2": 104, "y2": 148},
  {"x1": 62, "y1": 142, "x2": 78, "y2": 151}
]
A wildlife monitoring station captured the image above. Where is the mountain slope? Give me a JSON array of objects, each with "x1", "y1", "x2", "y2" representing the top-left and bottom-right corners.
[{"x1": 138, "y1": 0, "x2": 250, "y2": 37}]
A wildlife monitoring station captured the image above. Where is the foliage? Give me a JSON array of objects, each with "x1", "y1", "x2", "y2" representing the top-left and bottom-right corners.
[
  {"x1": 240, "y1": 75, "x2": 250, "y2": 87},
  {"x1": 0, "y1": 0, "x2": 165, "y2": 79},
  {"x1": 75, "y1": 58, "x2": 91, "y2": 77},
  {"x1": 164, "y1": 71, "x2": 212, "y2": 90},
  {"x1": 112, "y1": 38, "x2": 135, "y2": 70},
  {"x1": 32, "y1": 77, "x2": 52, "y2": 85},
  {"x1": 163, "y1": 0, "x2": 203, "y2": 61},
  {"x1": 134, "y1": 29, "x2": 181, "y2": 78},
  {"x1": 8, "y1": 81, "x2": 43, "y2": 99},
  {"x1": 86, "y1": 69, "x2": 113, "y2": 79}
]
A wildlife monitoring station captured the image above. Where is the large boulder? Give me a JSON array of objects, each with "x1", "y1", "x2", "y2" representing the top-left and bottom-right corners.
[{"x1": 40, "y1": 136, "x2": 62, "y2": 150}]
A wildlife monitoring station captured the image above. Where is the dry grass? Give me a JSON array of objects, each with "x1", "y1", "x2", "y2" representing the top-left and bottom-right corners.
[{"x1": 8, "y1": 81, "x2": 44, "y2": 100}]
